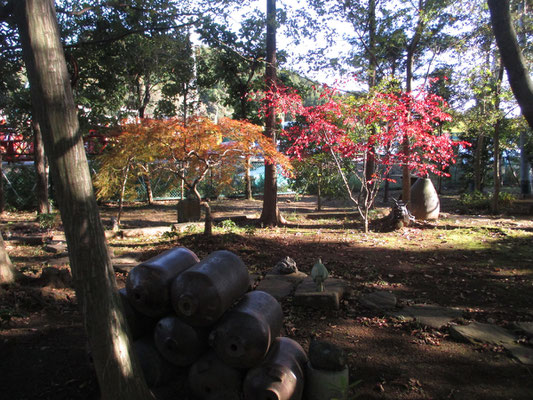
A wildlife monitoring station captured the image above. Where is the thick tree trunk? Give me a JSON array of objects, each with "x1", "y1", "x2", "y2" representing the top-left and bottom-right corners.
[
  {"x1": 33, "y1": 119, "x2": 50, "y2": 214},
  {"x1": 260, "y1": 0, "x2": 283, "y2": 226},
  {"x1": 488, "y1": 0, "x2": 533, "y2": 130},
  {"x1": 0, "y1": 234, "x2": 15, "y2": 284},
  {"x1": 14, "y1": 1, "x2": 153, "y2": 398}
]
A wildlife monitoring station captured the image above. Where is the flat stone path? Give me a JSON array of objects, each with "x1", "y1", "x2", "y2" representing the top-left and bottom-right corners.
[
  {"x1": 392, "y1": 304, "x2": 463, "y2": 329},
  {"x1": 450, "y1": 321, "x2": 517, "y2": 345},
  {"x1": 359, "y1": 291, "x2": 397, "y2": 311}
]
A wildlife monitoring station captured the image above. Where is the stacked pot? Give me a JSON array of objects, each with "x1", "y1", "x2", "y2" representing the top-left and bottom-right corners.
[{"x1": 120, "y1": 246, "x2": 307, "y2": 400}]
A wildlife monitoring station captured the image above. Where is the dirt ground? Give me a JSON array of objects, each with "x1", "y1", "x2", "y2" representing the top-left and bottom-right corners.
[{"x1": 1, "y1": 193, "x2": 533, "y2": 399}]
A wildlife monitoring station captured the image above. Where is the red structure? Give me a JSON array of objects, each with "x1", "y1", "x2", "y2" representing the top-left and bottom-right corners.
[{"x1": 0, "y1": 127, "x2": 112, "y2": 162}]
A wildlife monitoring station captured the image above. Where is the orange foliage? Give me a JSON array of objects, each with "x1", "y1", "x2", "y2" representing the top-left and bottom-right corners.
[{"x1": 95, "y1": 116, "x2": 291, "y2": 198}]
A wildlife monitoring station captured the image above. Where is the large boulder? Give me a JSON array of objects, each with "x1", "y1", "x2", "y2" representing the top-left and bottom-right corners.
[{"x1": 409, "y1": 178, "x2": 440, "y2": 220}]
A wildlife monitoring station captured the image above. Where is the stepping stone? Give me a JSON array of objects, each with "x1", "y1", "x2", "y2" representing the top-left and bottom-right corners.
[
  {"x1": 502, "y1": 343, "x2": 533, "y2": 365},
  {"x1": 359, "y1": 291, "x2": 397, "y2": 311},
  {"x1": 293, "y1": 277, "x2": 349, "y2": 310},
  {"x1": 450, "y1": 322, "x2": 517, "y2": 345},
  {"x1": 392, "y1": 304, "x2": 463, "y2": 329},
  {"x1": 513, "y1": 322, "x2": 533, "y2": 337},
  {"x1": 256, "y1": 272, "x2": 307, "y2": 300},
  {"x1": 121, "y1": 226, "x2": 173, "y2": 238},
  {"x1": 44, "y1": 242, "x2": 68, "y2": 255},
  {"x1": 9, "y1": 235, "x2": 46, "y2": 246},
  {"x1": 48, "y1": 256, "x2": 70, "y2": 267},
  {"x1": 112, "y1": 256, "x2": 140, "y2": 274}
]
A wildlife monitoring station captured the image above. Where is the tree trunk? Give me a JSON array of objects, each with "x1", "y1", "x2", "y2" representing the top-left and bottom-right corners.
[
  {"x1": 192, "y1": 184, "x2": 212, "y2": 236},
  {"x1": 383, "y1": 176, "x2": 390, "y2": 203},
  {"x1": 402, "y1": 0, "x2": 424, "y2": 205},
  {"x1": 0, "y1": 234, "x2": 15, "y2": 284},
  {"x1": 117, "y1": 162, "x2": 131, "y2": 226},
  {"x1": 474, "y1": 134, "x2": 485, "y2": 192},
  {"x1": 520, "y1": 130, "x2": 532, "y2": 196},
  {"x1": 144, "y1": 174, "x2": 154, "y2": 205},
  {"x1": 260, "y1": 0, "x2": 283, "y2": 226},
  {"x1": 33, "y1": 119, "x2": 50, "y2": 214},
  {"x1": 0, "y1": 154, "x2": 4, "y2": 215},
  {"x1": 245, "y1": 156, "x2": 253, "y2": 200},
  {"x1": 317, "y1": 164, "x2": 322, "y2": 211},
  {"x1": 492, "y1": 63, "x2": 504, "y2": 214},
  {"x1": 488, "y1": 0, "x2": 533, "y2": 130},
  {"x1": 14, "y1": 1, "x2": 154, "y2": 398}
]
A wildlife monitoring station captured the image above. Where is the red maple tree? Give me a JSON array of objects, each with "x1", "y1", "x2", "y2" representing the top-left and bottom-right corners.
[{"x1": 255, "y1": 83, "x2": 467, "y2": 232}]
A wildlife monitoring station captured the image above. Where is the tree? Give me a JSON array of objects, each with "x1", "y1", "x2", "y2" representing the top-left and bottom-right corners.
[
  {"x1": 98, "y1": 117, "x2": 292, "y2": 234},
  {"x1": 275, "y1": 84, "x2": 462, "y2": 232},
  {"x1": 10, "y1": 0, "x2": 153, "y2": 398},
  {"x1": 488, "y1": 0, "x2": 533, "y2": 131},
  {"x1": 260, "y1": 0, "x2": 283, "y2": 226},
  {"x1": 197, "y1": 14, "x2": 268, "y2": 200}
]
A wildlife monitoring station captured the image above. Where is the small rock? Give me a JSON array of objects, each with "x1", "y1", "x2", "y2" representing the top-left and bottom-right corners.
[
  {"x1": 308, "y1": 340, "x2": 346, "y2": 371},
  {"x1": 272, "y1": 256, "x2": 298, "y2": 275}
]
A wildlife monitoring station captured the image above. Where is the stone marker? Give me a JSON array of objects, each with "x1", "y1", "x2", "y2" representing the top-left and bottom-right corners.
[
  {"x1": 359, "y1": 291, "x2": 397, "y2": 311},
  {"x1": 449, "y1": 321, "x2": 517, "y2": 345},
  {"x1": 409, "y1": 177, "x2": 440, "y2": 220},
  {"x1": 293, "y1": 276, "x2": 349, "y2": 310},
  {"x1": 305, "y1": 363, "x2": 349, "y2": 400},
  {"x1": 306, "y1": 340, "x2": 348, "y2": 400},
  {"x1": 311, "y1": 259, "x2": 329, "y2": 292},
  {"x1": 392, "y1": 304, "x2": 463, "y2": 329}
]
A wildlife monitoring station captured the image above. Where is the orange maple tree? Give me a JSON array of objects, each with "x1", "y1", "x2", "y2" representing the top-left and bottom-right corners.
[{"x1": 95, "y1": 116, "x2": 291, "y2": 233}]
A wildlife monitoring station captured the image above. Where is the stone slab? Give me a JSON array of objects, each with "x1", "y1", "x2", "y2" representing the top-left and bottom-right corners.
[
  {"x1": 44, "y1": 242, "x2": 68, "y2": 255},
  {"x1": 8, "y1": 235, "x2": 46, "y2": 246},
  {"x1": 359, "y1": 291, "x2": 397, "y2": 311},
  {"x1": 48, "y1": 256, "x2": 70, "y2": 267},
  {"x1": 503, "y1": 343, "x2": 533, "y2": 365},
  {"x1": 293, "y1": 277, "x2": 349, "y2": 310},
  {"x1": 266, "y1": 270, "x2": 307, "y2": 281},
  {"x1": 256, "y1": 275, "x2": 298, "y2": 300},
  {"x1": 513, "y1": 322, "x2": 533, "y2": 337},
  {"x1": 112, "y1": 257, "x2": 140, "y2": 274},
  {"x1": 392, "y1": 304, "x2": 463, "y2": 329},
  {"x1": 449, "y1": 322, "x2": 517, "y2": 345}
]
